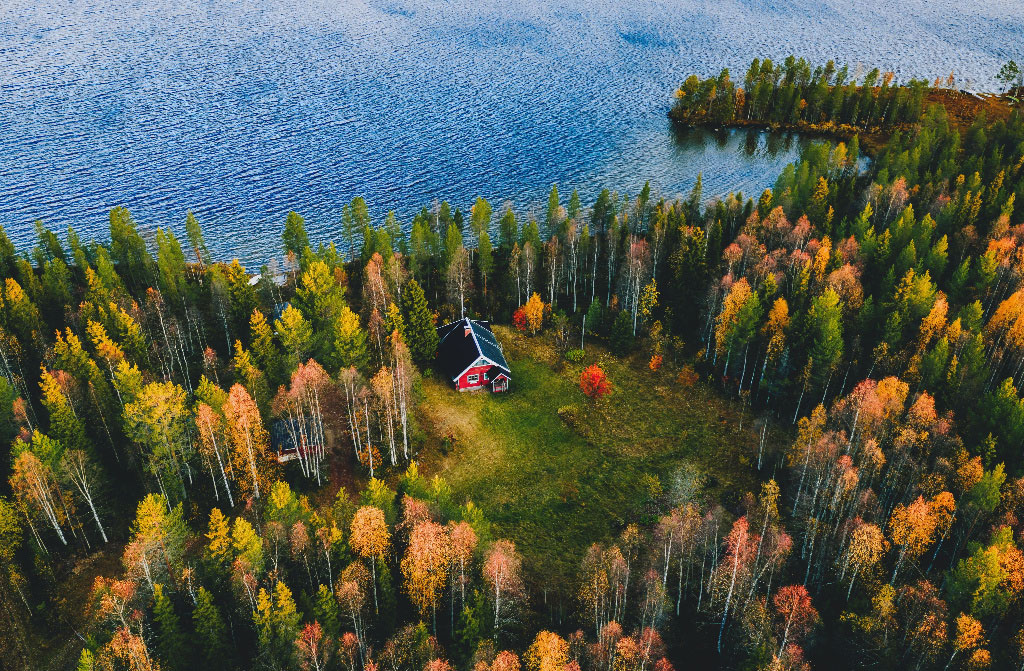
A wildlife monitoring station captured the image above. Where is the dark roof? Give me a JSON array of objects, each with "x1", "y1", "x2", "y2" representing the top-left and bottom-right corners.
[{"x1": 435, "y1": 318, "x2": 511, "y2": 381}]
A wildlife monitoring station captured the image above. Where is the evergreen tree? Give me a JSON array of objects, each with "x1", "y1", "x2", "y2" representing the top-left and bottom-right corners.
[
  {"x1": 152, "y1": 583, "x2": 187, "y2": 671},
  {"x1": 192, "y1": 587, "x2": 231, "y2": 669},
  {"x1": 401, "y1": 280, "x2": 439, "y2": 365},
  {"x1": 185, "y1": 211, "x2": 212, "y2": 266},
  {"x1": 609, "y1": 310, "x2": 635, "y2": 356},
  {"x1": 108, "y1": 206, "x2": 154, "y2": 290},
  {"x1": 545, "y1": 184, "x2": 561, "y2": 237},
  {"x1": 283, "y1": 211, "x2": 310, "y2": 258}
]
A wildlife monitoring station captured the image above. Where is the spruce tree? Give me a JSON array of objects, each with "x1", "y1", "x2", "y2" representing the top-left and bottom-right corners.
[
  {"x1": 282, "y1": 211, "x2": 309, "y2": 258},
  {"x1": 401, "y1": 279, "x2": 439, "y2": 365},
  {"x1": 609, "y1": 310, "x2": 635, "y2": 356},
  {"x1": 152, "y1": 584, "x2": 187, "y2": 671},
  {"x1": 192, "y1": 587, "x2": 231, "y2": 669},
  {"x1": 185, "y1": 211, "x2": 212, "y2": 266}
]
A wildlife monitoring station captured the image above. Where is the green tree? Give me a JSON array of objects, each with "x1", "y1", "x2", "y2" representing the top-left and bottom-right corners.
[
  {"x1": 313, "y1": 583, "x2": 341, "y2": 639},
  {"x1": 400, "y1": 279, "x2": 438, "y2": 365},
  {"x1": 609, "y1": 310, "x2": 635, "y2": 356},
  {"x1": 947, "y1": 525, "x2": 1023, "y2": 619},
  {"x1": 807, "y1": 287, "x2": 844, "y2": 381},
  {"x1": 498, "y1": 207, "x2": 518, "y2": 251},
  {"x1": 123, "y1": 381, "x2": 193, "y2": 503},
  {"x1": 254, "y1": 581, "x2": 301, "y2": 669},
  {"x1": 250, "y1": 309, "x2": 280, "y2": 382},
  {"x1": 152, "y1": 583, "x2": 187, "y2": 671},
  {"x1": 41, "y1": 258, "x2": 72, "y2": 319},
  {"x1": 156, "y1": 228, "x2": 187, "y2": 308},
  {"x1": 471, "y1": 197, "x2": 492, "y2": 239},
  {"x1": 128, "y1": 493, "x2": 188, "y2": 590},
  {"x1": 109, "y1": 206, "x2": 154, "y2": 290},
  {"x1": 545, "y1": 184, "x2": 561, "y2": 237},
  {"x1": 185, "y1": 211, "x2": 212, "y2": 266},
  {"x1": 76, "y1": 649, "x2": 95, "y2": 671},
  {"x1": 478, "y1": 231, "x2": 494, "y2": 296},
  {"x1": 192, "y1": 587, "x2": 231, "y2": 669},
  {"x1": 283, "y1": 211, "x2": 310, "y2": 258},
  {"x1": 996, "y1": 60, "x2": 1022, "y2": 95}
]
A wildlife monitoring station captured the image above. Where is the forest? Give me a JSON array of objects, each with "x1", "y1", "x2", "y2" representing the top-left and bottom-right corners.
[{"x1": 1, "y1": 58, "x2": 1024, "y2": 671}]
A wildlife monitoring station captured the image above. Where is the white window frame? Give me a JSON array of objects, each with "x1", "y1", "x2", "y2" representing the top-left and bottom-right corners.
[{"x1": 467, "y1": 373, "x2": 480, "y2": 384}]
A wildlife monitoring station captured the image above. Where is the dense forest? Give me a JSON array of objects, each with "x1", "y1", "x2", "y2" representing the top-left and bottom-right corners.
[{"x1": 2, "y1": 59, "x2": 1024, "y2": 671}]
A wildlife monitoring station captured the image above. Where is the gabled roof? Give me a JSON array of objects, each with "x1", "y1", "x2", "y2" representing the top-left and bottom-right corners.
[{"x1": 435, "y1": 318, "x2": 511, "y2": 381}]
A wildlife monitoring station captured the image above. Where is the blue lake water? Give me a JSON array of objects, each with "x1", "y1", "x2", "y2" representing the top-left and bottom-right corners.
[{"x1": 1, "y1": 0, "x2": 1021, "y2": 266}]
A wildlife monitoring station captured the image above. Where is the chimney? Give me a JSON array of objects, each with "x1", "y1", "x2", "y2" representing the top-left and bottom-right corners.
[{"x1": 464, "y1": 318, "x2": 472, "y2": 338}]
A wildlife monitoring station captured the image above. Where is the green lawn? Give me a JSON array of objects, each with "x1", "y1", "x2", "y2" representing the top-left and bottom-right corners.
[{"x1": 415, "y1": 327, "x2": 782, "y2": 589}]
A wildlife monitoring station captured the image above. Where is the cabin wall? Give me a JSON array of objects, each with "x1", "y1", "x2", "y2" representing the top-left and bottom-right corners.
[{"x1": 457, "y1": 364, "x2": 495, "y2": 390}]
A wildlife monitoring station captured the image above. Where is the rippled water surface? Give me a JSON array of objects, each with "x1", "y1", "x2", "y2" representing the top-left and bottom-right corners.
[{"x1": 1, "y1": 0, "x2": 1021, "y2": 264}]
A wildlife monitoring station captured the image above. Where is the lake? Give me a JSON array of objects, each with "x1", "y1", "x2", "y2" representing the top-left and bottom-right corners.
[{"x1": 1, "y1": 0, "x2": 1020, "y2": 266}]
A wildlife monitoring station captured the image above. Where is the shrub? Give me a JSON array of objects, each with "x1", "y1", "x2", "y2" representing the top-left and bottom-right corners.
[
  {"x1": 580, "y1": 364, "x2": 612, "y2": 400},
  {"x1": 513, "y1": 308, "x2": 528, "y2": 332},
  {"x1": 676, "y1": 364, "x2": 699, "y2": 387},
  {"x1": 649, "y1": 354, "x2": 663, "y2": 371},
  {"x1": 565, "y1": 349, "x2": 584, "y2": 363}
]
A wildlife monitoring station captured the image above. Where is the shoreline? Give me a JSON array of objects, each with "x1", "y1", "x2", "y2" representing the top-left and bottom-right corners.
[{"x1": 669, "y1": 88, "x2": 1017, "y2": 156}]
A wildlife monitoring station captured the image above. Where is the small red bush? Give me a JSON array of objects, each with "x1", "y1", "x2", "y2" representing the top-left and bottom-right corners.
[{"x1": 580, "y1": 364, "x2": 612, "y2": 400}]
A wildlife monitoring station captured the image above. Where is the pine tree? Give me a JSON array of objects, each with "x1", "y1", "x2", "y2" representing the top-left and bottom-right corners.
[
  {"x1": 192, "y1": 587, "x2": 231, "y2": 669},
  {"x1": 609, "y1": 310, "x2": 635, "y2": 356},
  {"x1": 152, "y1": 583, "x2": 187, "y2": 671},
  {"x1": 185, "y1": 211, "x2": 212, "y2": 266},
  {"x1": 545, "y1": 185, "x2": 561, "y2": 238},
  {"x1": 283, "y1": 211, "x2": 310, "y2": 258},
  {"x1": 401, "y1": 280, "x2": 438, "y2": 365}
]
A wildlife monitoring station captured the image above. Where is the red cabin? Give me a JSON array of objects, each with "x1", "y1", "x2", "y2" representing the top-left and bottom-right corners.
[{"x1": 436, "y1": 318, "x2": 511, "y2": 392}]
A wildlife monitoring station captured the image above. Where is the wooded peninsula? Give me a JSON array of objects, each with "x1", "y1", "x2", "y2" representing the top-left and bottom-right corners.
[{"x1": 2, "y1": 57, "x2": 1024, "y2": 671}]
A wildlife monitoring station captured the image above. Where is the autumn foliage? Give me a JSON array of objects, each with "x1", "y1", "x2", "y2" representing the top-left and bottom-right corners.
[{"x1": 580, "y1": 364, "x2": 612, "y2": 400}]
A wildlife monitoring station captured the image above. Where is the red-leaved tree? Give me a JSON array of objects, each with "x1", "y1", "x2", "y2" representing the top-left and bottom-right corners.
[{"x1": 580, "y1": 365, "x2": 612, "y2": 400}]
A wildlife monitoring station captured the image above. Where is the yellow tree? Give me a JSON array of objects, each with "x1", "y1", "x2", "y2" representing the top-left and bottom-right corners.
[
  {"x1": 522, "y1": 293, "x2": 545, "y2": 335},
  {"x1": 124, "y1": 493, "x2": 186, "y2": 591},
  {"x1": 223, "y1": 384, "x2": 273, "y2": 501},
  {"x1": 448, "y1": 520, "x2": 478, "y2": 614},
  {"x1": 10, "y1": 443, "x2": 68, "y2": 547},
  {"x1": 401, "y1": 519, "x2": 451, "y2": 629},
  {"x1": 370, "y1": 367, "x2": 399, "y2": 466},
  {"x1": 350, "y1": 505, "x2": 390, "y2": 614},
  {"x1": 524, "y1": 631, "x2": 568, "y2": 671},
  {"x1": 948, "y1": 614, "x2": 985, "y2": 670},
  {"x1": 123, "y1": 380, "x2": 192, "y2": 504},
  {"x1": 843, "y1": 521, "x2": 886, "y2": 599},
  {"x1": 888, "y1": 495, "x2": 940, "y2": 584}
]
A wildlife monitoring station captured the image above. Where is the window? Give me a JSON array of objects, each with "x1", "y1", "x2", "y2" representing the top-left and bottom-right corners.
[
  {"x1": 467, "y1": 374, "x2": 479, "y2": 384},
  {"x1": 483, "y1": 371, "x2": 489, "y2": 381}
]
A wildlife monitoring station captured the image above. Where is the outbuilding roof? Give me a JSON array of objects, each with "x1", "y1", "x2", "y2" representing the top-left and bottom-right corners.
[{"x1": 435, "y1": 318, "x2": 511, "y2": 381}]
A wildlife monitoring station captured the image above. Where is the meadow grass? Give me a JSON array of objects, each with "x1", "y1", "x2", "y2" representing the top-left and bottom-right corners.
[{"x1": 415, "y1": 327, "x2": 784, "y2": 589}]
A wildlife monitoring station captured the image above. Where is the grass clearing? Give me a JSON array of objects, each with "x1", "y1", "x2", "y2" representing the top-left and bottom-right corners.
[{"x1": 415, "y1": 326, "x2": 787, "y2": 588}]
